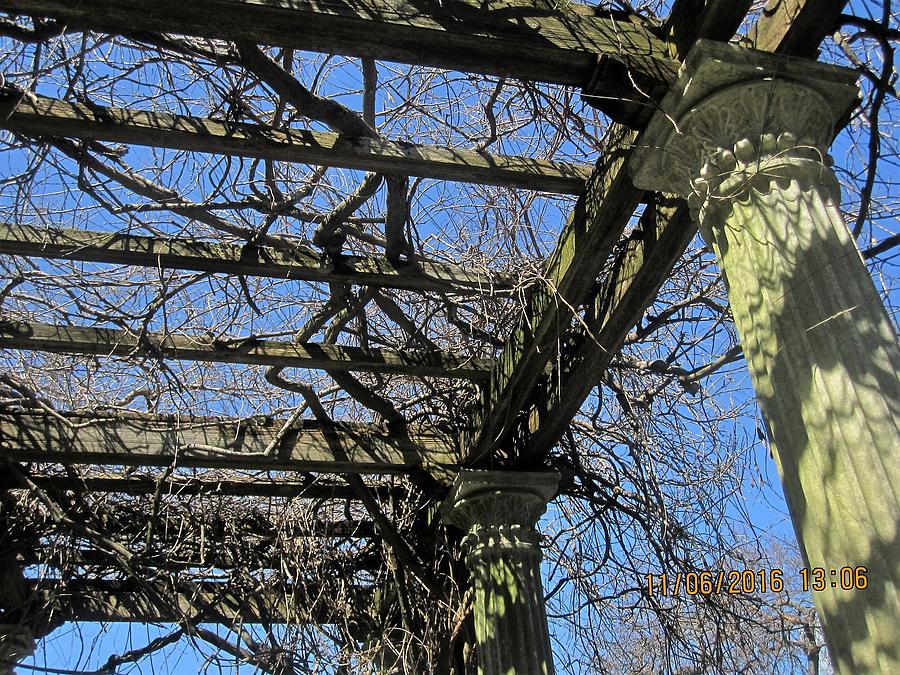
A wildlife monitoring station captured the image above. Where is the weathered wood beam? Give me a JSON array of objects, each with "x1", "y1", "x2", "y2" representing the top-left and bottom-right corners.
[
  {"x1": 19, "y1": 554, "x2": 361, "y2": 584},
  {"x1": 508, "y1": 202, "x2": 696, "y2": 461},
  {"x1": 0, "y1": 472, "x2": 397, "y2": 500},
  {"x1": 663, "y1": 0, "x2": 753, "y2": 58},
  {"x1": 466, "y1": 1, "x2": 756, "y2": 465},
  {"x1": 0, "y1": 0, "x2": 678, "y2": 104},
  {"x1": 0, "y1": 412, "x2": 459, "y2": 476},
  {"x1": 466, "y1": 127, "x2": 644, "y2": 463},
  {"x1": 0, "y1": 222, "x2": 514, "y2": 294},
  {"x1": 749, "y1": 0, "x2": 848, "y2": 57},
  {"x1": 581, "y1": 0, "x2": 753, "y2": 126},
  {"x1": 0, "y1": 91, "x2": 591, "y2": 193},
  {"x1": 0, "y1": 321, "x2": 492, "y2": 380},
  {"x1": 20, "y1": 542, "x2": 376, "y2": 575},
  {"x1": 21, "y1": 578, "x2": 364, "y2": 624}
]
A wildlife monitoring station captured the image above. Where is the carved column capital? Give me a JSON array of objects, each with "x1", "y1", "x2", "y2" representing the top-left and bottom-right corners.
[
  {"x1": 629, "y1": 40, "x2": 858, "y2": 241},
  {"x1": 442, "y1": 470, "x2": 559, "y2": 566}
]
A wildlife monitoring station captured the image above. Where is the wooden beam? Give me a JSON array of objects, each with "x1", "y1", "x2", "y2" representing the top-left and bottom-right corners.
[
  {"x1": 0, "y1": 412, "x2": 459, "y2": 476},
  {"x1": 508, "y1": 202, "x2": 696, "y2": 461},
  {"x1": 19, "y1": 548, "x2": 375, "y2": 576},
  {"x1": 468, "y1": 2, "x2": 758, "y2": 465},
  {"x1": 0, "y1": 222, "x2": 515, "y2": 294},
  {"x1": 22, "y1": 578, "x2": 364, "y2": 624},
  {"x1": 663, "y1": 0, "x2": 753, "y2": 58},
  {"x1": 466, "y1": 127, "x2": 644, "y2": 463},
  {"x1": 0, "y1": 472, "x2": 397, "y2": 500},
  {"x1": 0, "y1": 92, "x2": 591, "y2": 193},
  {"x1": 19, "y1": 548, "x2": 378, "y2": 576},
  {"x1": 0, "y1": 0, "x2": 678, "y2": 97},
  {"x1": 0, "y1": 321, "x2": 492, "y2": 380},
  {"x1": 749, "y1": 0, "x2": 848, "y2": 57}
]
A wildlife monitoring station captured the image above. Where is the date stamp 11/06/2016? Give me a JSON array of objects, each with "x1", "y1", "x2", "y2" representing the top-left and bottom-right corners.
[{"x1": 646, "y1": 567, "x2": 869, "y2": 597}]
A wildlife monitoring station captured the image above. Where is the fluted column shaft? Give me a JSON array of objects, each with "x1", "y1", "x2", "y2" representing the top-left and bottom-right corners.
[
  {"x1": 443, "y1": 470, "x2": 558, "y2": 675},
  {"x1": 631, "y1": 41, "x2": 900, "y2": 673}
]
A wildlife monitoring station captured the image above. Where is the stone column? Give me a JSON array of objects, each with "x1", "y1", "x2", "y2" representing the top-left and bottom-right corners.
[
  {"x1": 442, "y1": 470, "x2": 559, "y2": 675},
  {"x1": 630, "y1": 40, "x2": 900, "y2": 673}
]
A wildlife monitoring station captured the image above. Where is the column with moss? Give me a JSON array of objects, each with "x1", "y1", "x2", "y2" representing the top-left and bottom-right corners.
[
  {"x1": 442, "y1": 470, "x2": 558, "y2": 675},
  {"x1": 631, "y1": 40, "x2": 900, "y2": 673}
]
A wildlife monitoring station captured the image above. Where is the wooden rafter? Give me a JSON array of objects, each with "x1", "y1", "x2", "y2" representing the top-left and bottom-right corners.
[
  {"x1": 18, "y1": 544, "x2": 375, "y2": 576},
  {"x1": 749, "y1": 0, "x2": 849, "y2": 56},
  {"x1": 19, "y1": 578, "x2": 366, "y2": 624},
  {"x1": 466, "y1": 127, "x2": 644, "y2": 463},
  {"x1": 0, "y1": 321, "x2": 492, "y2": 380},
  {"x1": 507, "y1": 202, "x2": 696, "y2": 461},
  {"x1": 0, "y1": 223, "x2": 515, "y2": 294},
  {"x1": 0, "y1": 472, "x2": 398, "y2": 500},
  {"x1": 663, "y1": 0, "x2": 753, "y2": 58},
  {"x1": 466, "y1": 1, "x2": 756, "y2": 465},
  {"x1": 0, "y1": 412, "x2": 459, "y2": 476},
  {"x1": 0, "y1": 92, "x2": 591, "y2": 193},
  {"x1": 0, "y1": 0, "x2": 678, "y2": 100}
]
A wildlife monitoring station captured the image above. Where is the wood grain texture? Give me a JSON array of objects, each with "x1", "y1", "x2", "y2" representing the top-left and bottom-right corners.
[
  {"x1": 0, "y1": 412, "x2": 459, "y2": 476},
  {"x1": 0, "y1": 222, "x2": 515, "y2": 293},
  {"x1": 0, "y1": 321, "x2": 492, "y2": 380},
  {"x1": 749, "y1": 0, "x2": 848, "y2": 56},
  {"x1": 0, "y1": 0, "x2": 678, "y2": 92},
  {"x1": 0, "y1": 92, "x2": 591, "y2": 193}
]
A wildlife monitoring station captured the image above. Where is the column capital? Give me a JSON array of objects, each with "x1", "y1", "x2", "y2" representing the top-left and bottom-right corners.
[
  {"x1": 441, "y1": 470, "x2": 559, "y2": 563},
  {"x1": 441, "y1": 470, "x2": 559, "y2": 532},
  {"x1": 629, "y1": 40, "x2": 858, "y2": 237}
]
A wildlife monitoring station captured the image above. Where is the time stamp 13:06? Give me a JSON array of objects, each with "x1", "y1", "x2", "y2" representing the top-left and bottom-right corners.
[{"x1": 646, "y1": 567, "x2": 869, "y2": 597}]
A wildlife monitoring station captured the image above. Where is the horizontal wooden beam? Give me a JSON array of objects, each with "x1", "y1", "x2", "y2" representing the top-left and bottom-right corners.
[
  {"x1": 0, "y1": 412, "x2": 459, "y2": 476},
  {"x1": 20, "y1": 546, "x2": 376, "y2": 578},
  {"x1": 664, "y1": 0, "x2": 752, "y2": 59},
  {"x1": 0, "y1": 92, "x2": 591, "y2": 193},
  {"x1": 0, "y1": 222, "x2": 515, "y2": 294},
  {"x1": 22, "y1": 578, "x2": 364, "y2": 624},
  {"x1": 0, "y1": 321, "x2": 492, "y2": 380},
  {"x1": 0, "y1": 471, "x2": 398, "y2": 500},
  {"x1": 0, "y1": 0, "x2": 678, "y2": 100}
]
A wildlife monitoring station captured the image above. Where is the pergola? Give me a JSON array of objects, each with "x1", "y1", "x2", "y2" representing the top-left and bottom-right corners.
[{"x1": 0, "y1": 1, "x2": 897, "y2": 673}]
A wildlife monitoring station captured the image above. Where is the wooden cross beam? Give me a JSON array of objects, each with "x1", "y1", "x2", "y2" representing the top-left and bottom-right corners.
[
  {"x1": 465, "y1": 127, "x2": 646, "y2": 463},
  {"x1": 0, "y1": 92, "x2": 591, "y2": 193},
  {"x1": 0, "y1": 0, "x2": 678, "y2": 115},
  {"x1": 19, "y1": 544, "x2": 375, "y2": 577},
  {"x1": 465, "y1": 1, "x2": 754, "y2": 465},
  {"x1": 0, "y1": 471, "x2": 399, "y2": 499},
  {"x1": 19, "y1": 578, "x2": 366, "y2": 624},
  {"x1": 0, "y1": 222, "x2": 514, "y2": 294},
  {"x1": 0, "y1": 412, "x2": 459, "y2": 476},
  {"x1": 0, "y1": 321, "x2": 492, "y2": 380}
]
